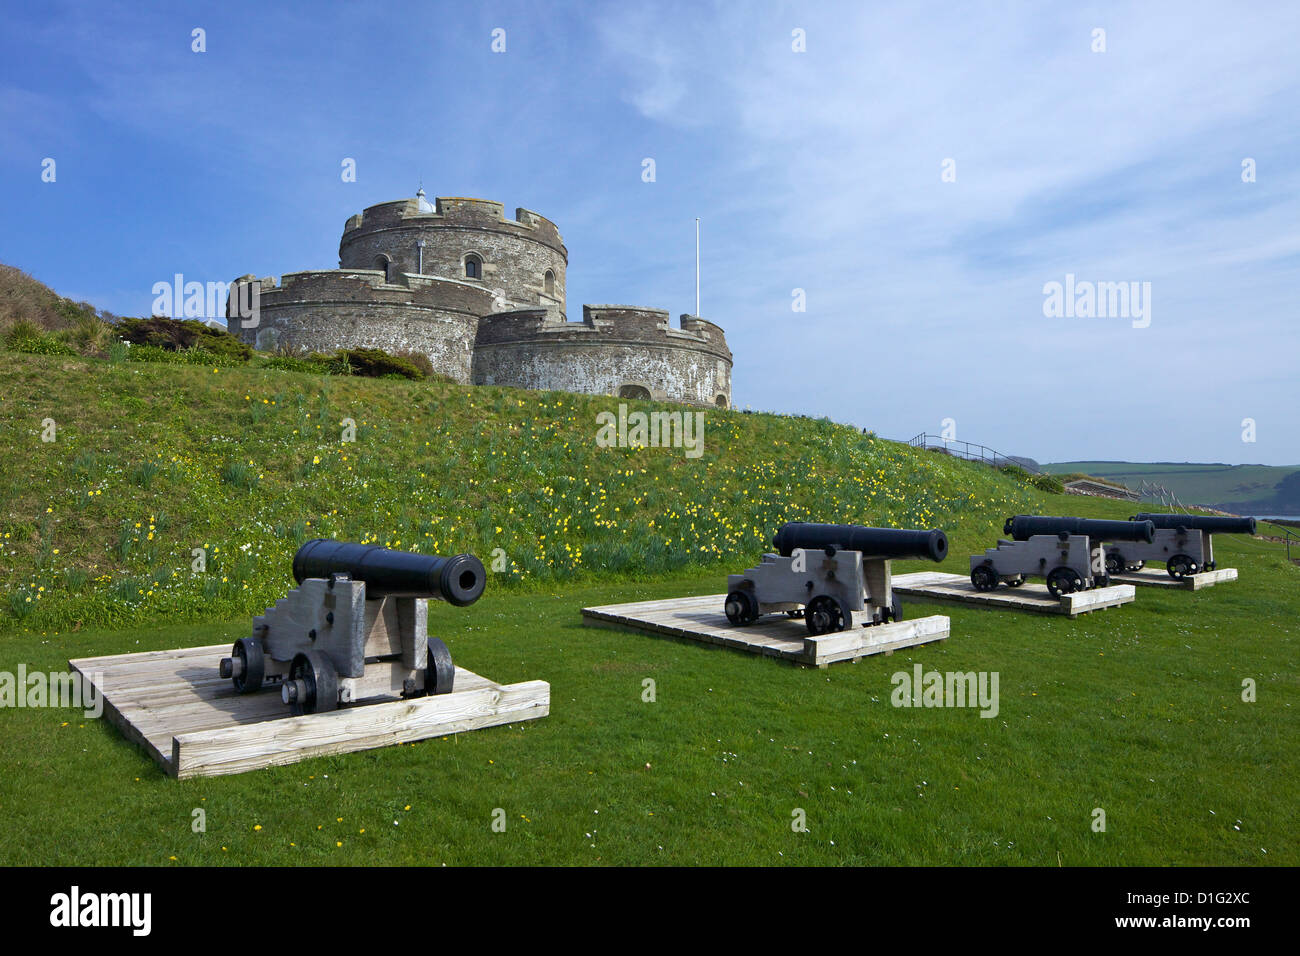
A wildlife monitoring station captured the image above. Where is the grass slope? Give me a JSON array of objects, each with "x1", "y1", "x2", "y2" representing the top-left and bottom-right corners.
[
  {"x1": 0, "y1": 353, "x2": 1296, "y2": 866},
  {"x1": 0, "y1": 352, "x2": 1032, "y2": 632}
]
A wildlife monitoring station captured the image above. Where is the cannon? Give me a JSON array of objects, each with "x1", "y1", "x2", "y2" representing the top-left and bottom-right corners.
[
  {"x1": 726, "y1": 522, "x2": 949, "y2": 635},
  {"x1": 218, "y1": 540, "x2": 486, "y2": 714},
  {"x1": 970, "y1": 515, "x2": 1155, "y2": 597},
  {"x1": 1104, "y1": 513, "x2": 1258, "y2": 578}
]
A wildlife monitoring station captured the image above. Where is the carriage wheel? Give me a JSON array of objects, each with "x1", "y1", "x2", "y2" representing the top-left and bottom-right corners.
[
  {"x1": 1047, "y1": 567, "x2": 1083, "y2": 598},
  {"x1": 805, "y1": 595, "x2": 849, "y2": 635},
  {"x1": 724, "y1": 590, "x2": 759, "y2": 626},
  {"x1": 227, "y1": 636, "x2": 265, "y2": 694},
  {"x1": 426, "y1": 637, "x2": 455, "y2": 696},
  {"x1": 282, "y1": 650, "x2": 339, "y2": 715}
]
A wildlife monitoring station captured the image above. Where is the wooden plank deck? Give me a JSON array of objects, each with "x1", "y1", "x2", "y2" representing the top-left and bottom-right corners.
[
  {"x1": 1110, "y1": 567, "x2": 1237, "y2": 590},
  {"x1": 891, "y1": 571, "x2": 1136, "y2": 617},
  {"x1": 581, "y1": 593, "x2": 949, "y2": 667},
  {"x1": 69, "y1": 645, "x2": 549, "y2": 779}
]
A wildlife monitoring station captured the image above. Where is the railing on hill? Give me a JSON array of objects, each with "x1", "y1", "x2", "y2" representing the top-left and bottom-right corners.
[
  {"x1": 906, "y1": 434, "x2": 1042, "y2": 474},
  {"x1": 1136, "y1": 479, "x2": 1193, "y2": 513},
  {"x1": 1135, "y1": 481, "x2": 1300, "y2": 564},
  {"x1": 1259, "y1": 520, "x2": 1300, "y2": 564}
]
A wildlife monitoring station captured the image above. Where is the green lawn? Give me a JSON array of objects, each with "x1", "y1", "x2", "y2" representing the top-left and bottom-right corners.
[
  {"x1": 1, "y1": 528, "x2": 1293, "y2": 866},
  {"x1": 1, "y1": 352, "x2": 1295, "y2": 865}
]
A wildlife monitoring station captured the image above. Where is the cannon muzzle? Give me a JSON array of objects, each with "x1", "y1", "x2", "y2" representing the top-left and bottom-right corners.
[
  {"x1": 1003, "y1": 515, "x2": 1155, "y2": 544},
  {"x1": 1131, "y1": 513, "x2": 1256, "y2": 535},
  {"x1": 772, "y1": 522, "x2": 948, "y2": 562},
  {"x1": 293, "y1": 539, "x2": 486, "y2": 605}
]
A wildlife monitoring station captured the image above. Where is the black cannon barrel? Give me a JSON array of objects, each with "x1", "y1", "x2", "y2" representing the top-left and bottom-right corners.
[
  {"x1": 1003, "y1": 515, "x2": 1155, "y2": 544},
  {"x1": 772, "y1": 522, "x2": 948, "y2": 562},
  {"x1": 1132, "y1": 513, "x2": 1257, "y2": 535},
  {"x1": 293, "y1": 539, "x2": 486, "y2": 605}
]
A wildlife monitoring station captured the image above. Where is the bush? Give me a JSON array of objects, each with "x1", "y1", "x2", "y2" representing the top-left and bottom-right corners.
[
  {"x1": 117, "y1": 316, "x2": 251, "y2": 362},
  {"x1": 337, "y1": 347, "x2": 427, "y2": 380},
  {"x1": 1031, "y1": 473, "x2": 1065, "y2": 494},
  {"x1": 67, "y1": 314, "x2": 114, "y2": 354},
  {"x1": 4, "y1": 320, "x2": 77, "y2": 356},
  {"x1": 394, "y1": 349, "x2": 435, "y2": 379}
]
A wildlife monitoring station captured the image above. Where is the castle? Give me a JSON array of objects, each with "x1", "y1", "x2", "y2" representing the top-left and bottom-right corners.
[{"x1": 228, "y1": 190, "x2": 733, "y2": 407}]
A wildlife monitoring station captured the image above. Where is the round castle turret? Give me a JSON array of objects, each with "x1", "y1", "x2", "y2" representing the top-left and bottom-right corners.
[
  {"x1": 338, "y1": 192, "x2": 566, "y2": 314},
  {"x1": 229, "y1": 191, "x2": 732, "y2": 406}
]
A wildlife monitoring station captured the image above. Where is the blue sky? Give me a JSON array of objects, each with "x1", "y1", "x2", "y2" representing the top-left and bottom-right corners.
[{"x1": 2, "y1": 0, "x2": 1297, "y2": 465}]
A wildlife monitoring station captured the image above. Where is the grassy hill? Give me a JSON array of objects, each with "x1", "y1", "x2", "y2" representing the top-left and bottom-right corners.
[
  {"x1": 0, "y1": 352, "x2": 1037, "y2": 633},
  {"x1": 1043, "y1": 461, "x2": 1300, "y2": 514},
  {"x1": 0, "y1": 350, "x2": 1296, "y2": 866}
]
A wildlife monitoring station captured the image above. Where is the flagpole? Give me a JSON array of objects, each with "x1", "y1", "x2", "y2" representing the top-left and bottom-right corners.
[{"x1": 695, "y1": 218, "x2": 701, "y2": 316}]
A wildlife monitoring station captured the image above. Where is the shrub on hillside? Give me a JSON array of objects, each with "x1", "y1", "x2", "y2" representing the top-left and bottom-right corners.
[
  {"x1": 257, "y1": 348, "x2": 446, "y2": 381},
  {"x1": 117, "y1": 316, "x2": 251, "y2": 362},
  {"x1": 395, "y1": 349, "x2": 435, "y2": 379},
  {"x1": 1030, "y1": 473, "x2": 1065, "y2": 494},
  {"x1": 337, "y1": 347, "x2": 427, "y2": 380},
  {"x1": 3, "y1": 319, "x2": 77, "y2": 356},
  {"x1": 66, "y1": 314, "x2": 115, "y2": 355}
]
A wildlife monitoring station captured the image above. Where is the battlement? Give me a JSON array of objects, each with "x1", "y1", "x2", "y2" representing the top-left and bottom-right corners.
[
  {"x1": 474, "y1": 303, "x2": 730, "y2": 360},
  {"x1": 233, "y1": 269, "x2": 496, "y2": 317},
  {"x1": 341, "y1": 195, "x2": 564, "y2": 250}
]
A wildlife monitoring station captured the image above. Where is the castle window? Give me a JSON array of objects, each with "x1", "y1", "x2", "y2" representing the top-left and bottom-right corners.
[
  {"x1": 464, "y1": 254, "x2": 483, "y2": 279},
  {"x1": 618, "y1": 384, "x2": 652, "y2": 401},
  {"x1": 544, "y1": 270, "x2": 555, "y2": 295}
]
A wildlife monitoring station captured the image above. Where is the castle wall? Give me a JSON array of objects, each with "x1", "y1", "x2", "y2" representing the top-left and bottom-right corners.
[
  {"x1": 234, "y1": 270, "x2": 496, "y2": 384},
  {"x1": 338, "y1": 197, "x2": 567, "y2": 314},
  {"x1": 230, "y1": 195, "x2": 734, "y2": 405},
  {"x1": 472, "y1": 306, "x2": 733, "y2": 407}
]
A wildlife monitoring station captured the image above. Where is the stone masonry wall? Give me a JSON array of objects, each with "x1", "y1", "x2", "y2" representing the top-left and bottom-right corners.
[
  {"x1": 235, "y1": 270, "x2": 496, "y2": 384},
  {"x1": 338, "y1": 197, "x2": 567, "y2": 314},
  {"x1": 472, "y1": 306, "x2": 733, "y2": 406}
]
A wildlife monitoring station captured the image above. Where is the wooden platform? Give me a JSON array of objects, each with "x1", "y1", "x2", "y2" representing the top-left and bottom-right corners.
[
  {"x1": 581, "y1": 594, "x2": 949, "y2": 667},
  {"x1": 891, "y1": 571, "x2": 1135, "y2": 617},
  {"x1": 1110, "y1": 567, "x2": 1237, "y2": 590},
  {"x1": 69, "y1": 645, "x2": 549, "y2": 779}
]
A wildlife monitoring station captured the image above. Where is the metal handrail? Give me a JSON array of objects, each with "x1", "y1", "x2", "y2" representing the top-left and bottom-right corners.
[
  {"x1": 1260, "y1": 519, "x2": 1300, "y2": 563},
  {"x1": 906, "y1": 433, "x2": 1042, "y2": 474}
]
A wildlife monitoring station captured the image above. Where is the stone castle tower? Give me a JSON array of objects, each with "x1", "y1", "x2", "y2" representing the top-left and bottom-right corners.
[{"x1": 229, "y1": 190, "x2": 733, "y2": 407}]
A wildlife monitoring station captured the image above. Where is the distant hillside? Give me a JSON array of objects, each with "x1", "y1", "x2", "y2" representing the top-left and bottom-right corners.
[
  {"x1": 0, "y1": 263, "x2": 116, "y2": 332},
  {"x1": 1042, "y1": 461, "x2": 1300, "y2": 514}
]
